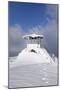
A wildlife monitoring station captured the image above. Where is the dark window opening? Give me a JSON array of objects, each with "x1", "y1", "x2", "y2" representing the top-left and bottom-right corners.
[{"x1": 30, "y1": 49, "x2": 37, "y2": 53}]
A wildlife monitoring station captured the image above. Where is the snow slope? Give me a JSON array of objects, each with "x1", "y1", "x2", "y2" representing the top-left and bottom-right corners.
[
  {"x1": 9, "y1": 48, "x2": 58, "y2": 88},
  {"x1": 9, "y1": 63, "x2": 58, "y2": 88},
  {"x1": 9, "y1": 48, "x2": 54, "y2": 68}
]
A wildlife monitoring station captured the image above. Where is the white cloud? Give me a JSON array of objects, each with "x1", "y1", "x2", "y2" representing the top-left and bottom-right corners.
[
  {"x1": 8, "y1": 24, "x2": 26, "y2": 56},
  {"x1": 43, "y1": 20, "x2": 58, "y2": 56},
  {"x1": 46, "y1": 4, "x2": 58, "y2": 20}
]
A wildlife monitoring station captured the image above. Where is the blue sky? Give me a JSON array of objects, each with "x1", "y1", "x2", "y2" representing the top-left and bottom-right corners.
[
  {"x1": 8, "y1": 2, "x2": 51, "y2": 31},
  {"x1": 8, "y1": 2, "x2": 58, "y2": 57}
]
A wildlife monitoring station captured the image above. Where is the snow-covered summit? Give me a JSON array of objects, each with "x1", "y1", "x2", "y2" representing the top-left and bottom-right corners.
[
  {"x1": 17, "y1": 47, "x2": 53, "y2": 63},
  {"x1": 16, "y1": 33, "x2": 54, "y2": 65},
  {"x1": 9, "y1": 33, "x2": 58, "y2": 88},
  {"x1": 9, "y1": 33, "x2": 56, "y2": 68}
]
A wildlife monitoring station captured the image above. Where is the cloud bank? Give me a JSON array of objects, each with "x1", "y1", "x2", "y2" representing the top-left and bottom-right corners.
[{"x1": 8, "y1": 24, "x2": 26, "y2": 56}]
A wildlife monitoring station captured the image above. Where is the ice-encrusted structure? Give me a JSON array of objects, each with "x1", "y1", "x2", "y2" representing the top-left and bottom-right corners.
[{"x1": 17, "y1": 33, "x2": 54, "y2": 65}]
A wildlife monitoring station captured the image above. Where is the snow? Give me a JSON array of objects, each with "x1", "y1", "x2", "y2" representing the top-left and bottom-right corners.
[
  {"x1": 23, "y1": 33, "x2": 43, "y2": 38},
  {"x1": 9, "y1": 47, "x2": 54, "y2": 68},
  {"x1": 9, "y1": 63, "x2": 58, "y2": 88},
  {"x1": 9, "y1": 47, "x2": 58, "y2": 88},
  {"x1": 8, "y1": 35, "x2": 58, "y2": 88}
]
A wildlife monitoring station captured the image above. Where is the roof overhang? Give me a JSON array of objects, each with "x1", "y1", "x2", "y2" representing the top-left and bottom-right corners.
[{"x1": 23, "y1": 34, "x2": 44, "y2": 39}]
